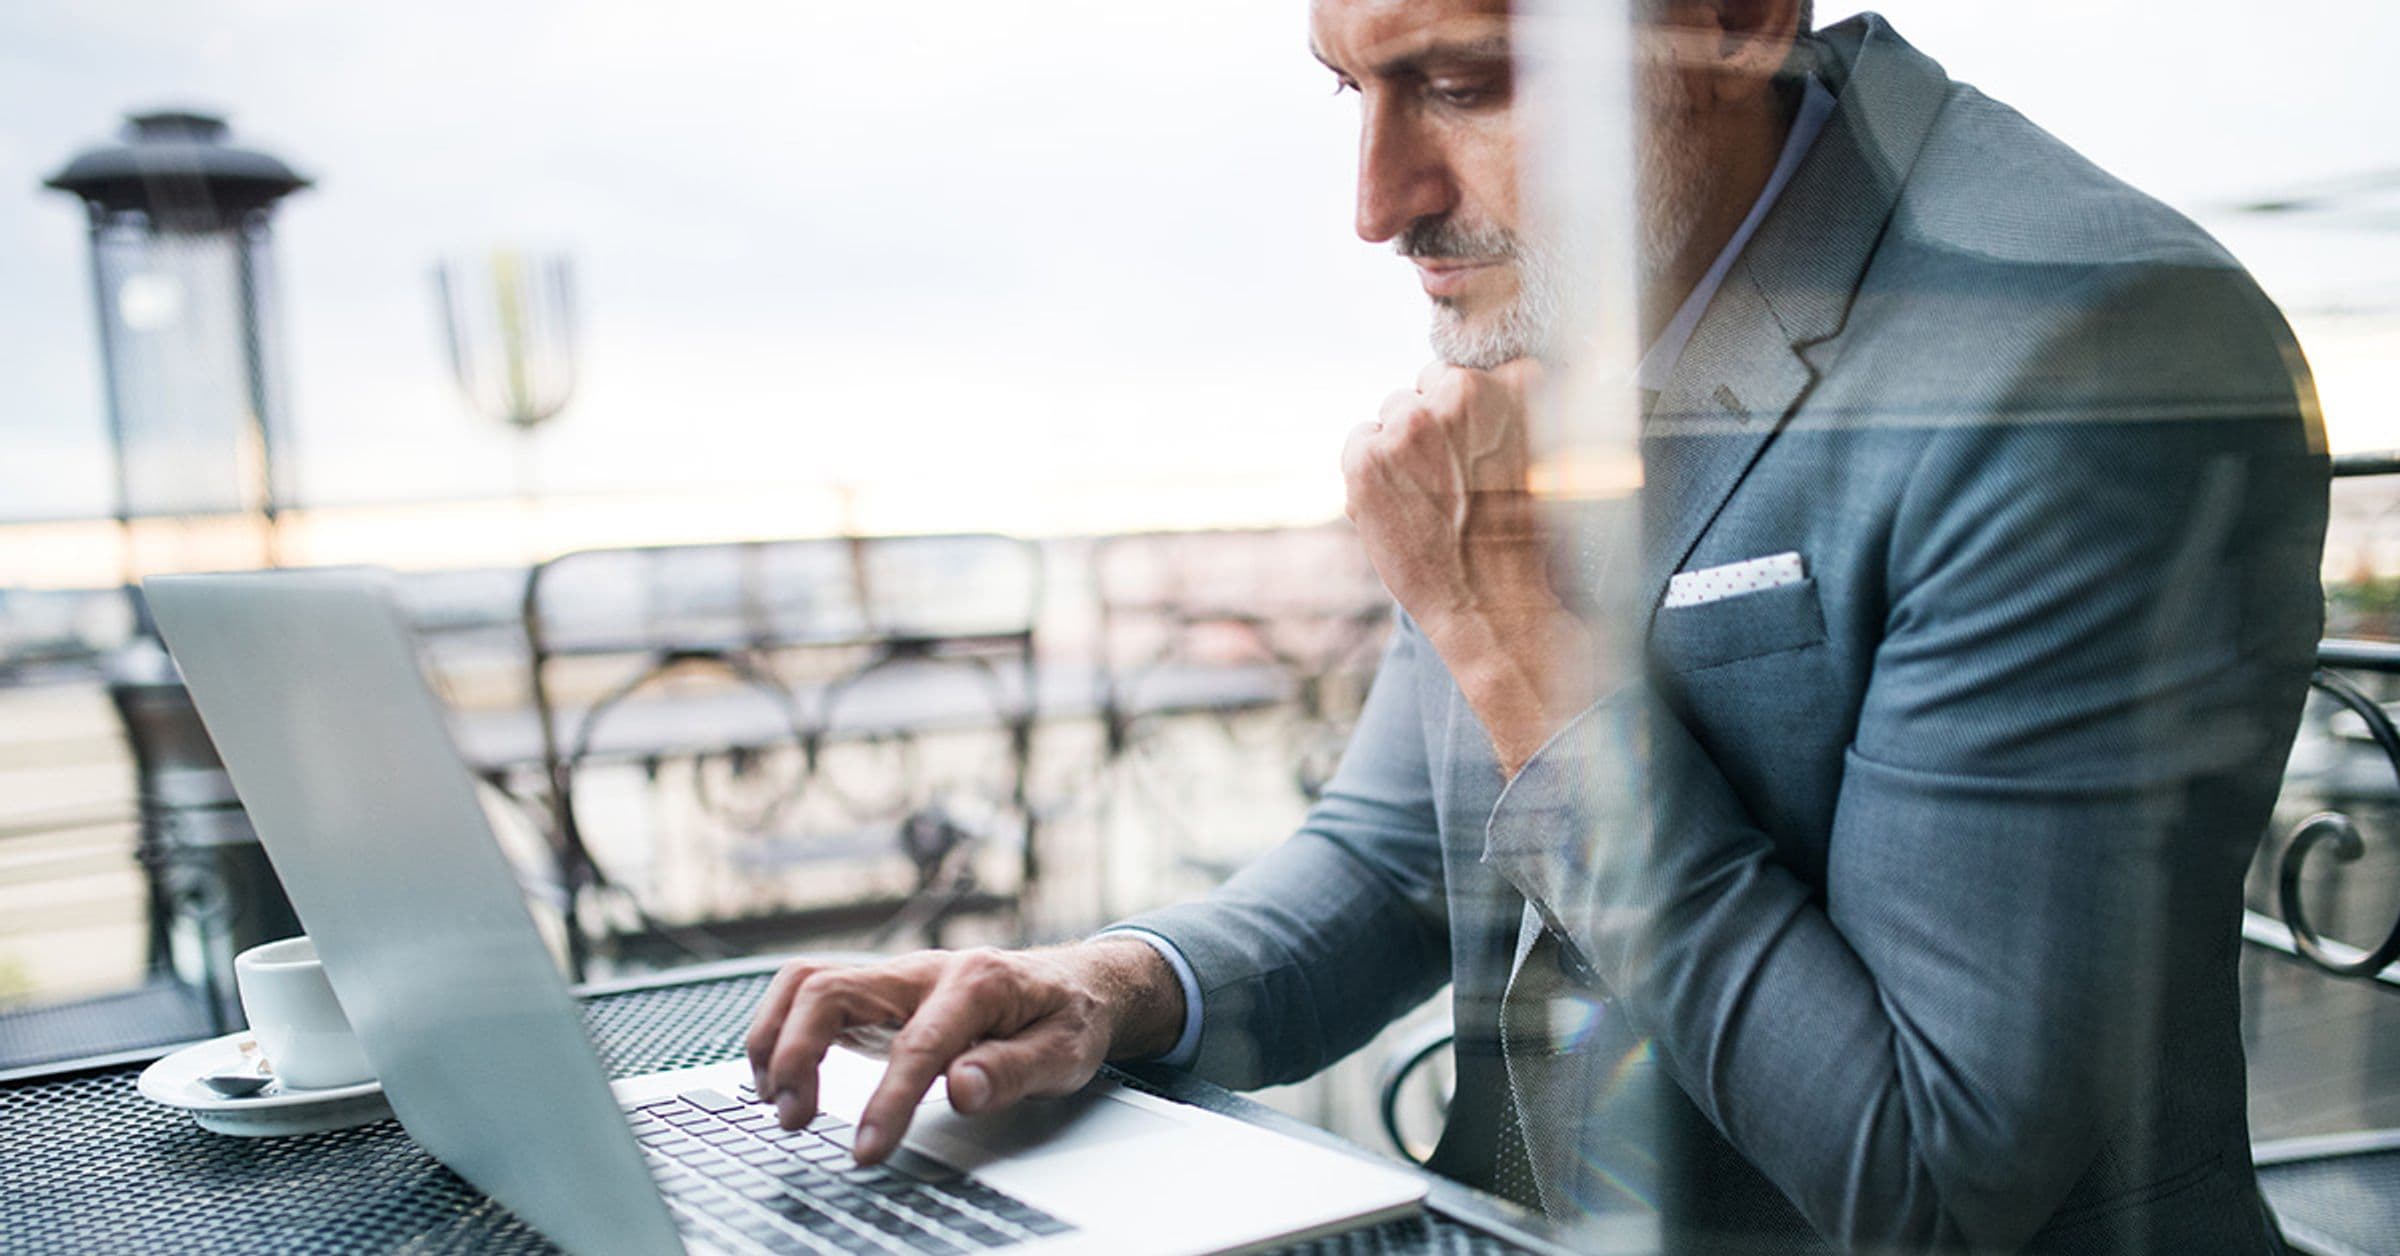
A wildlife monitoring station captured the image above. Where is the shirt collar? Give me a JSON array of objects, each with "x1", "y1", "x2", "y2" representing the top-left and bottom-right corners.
[{"x1": 1635, "y1": 75, "x2": 1838, "y2": 393}]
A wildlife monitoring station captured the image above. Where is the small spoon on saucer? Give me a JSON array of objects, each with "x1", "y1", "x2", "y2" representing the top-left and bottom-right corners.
[{"x1": 198, "y1": 1038, "x2": 276, "y2": 1098}]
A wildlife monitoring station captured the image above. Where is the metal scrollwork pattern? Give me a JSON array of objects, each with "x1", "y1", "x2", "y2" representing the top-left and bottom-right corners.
[{"x1": 2276, "y1": 665, "x2": 2400, "y2": 979}]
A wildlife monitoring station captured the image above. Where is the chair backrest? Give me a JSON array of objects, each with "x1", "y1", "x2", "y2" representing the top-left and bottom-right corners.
[
  {"x1": 1090, "y1": 523, "x2": 1390, "y2": 686},
  {"x1": 2257, "y1": 640, "x2": 2400, "y2": 981},
  {"x1": 523, "y1": 534, "x2": 1041, "y2": 663},
  {"x1": 2252, "y1": 453, "x2": 2400, "y2": 984}
]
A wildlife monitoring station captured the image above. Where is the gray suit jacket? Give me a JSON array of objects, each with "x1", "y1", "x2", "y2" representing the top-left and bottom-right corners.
[{"x1": 1123, "y1": 13, "x2": 2328, "y2": 1253}]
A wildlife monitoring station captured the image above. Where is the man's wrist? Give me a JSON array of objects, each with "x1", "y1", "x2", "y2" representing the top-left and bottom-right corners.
[
  {"x1": 1070, "y1": 935, "x2": 1187, "y2": 1062},
  {"x1": 1424, "y1": 602, "x2": 1600, "y2": 776}
]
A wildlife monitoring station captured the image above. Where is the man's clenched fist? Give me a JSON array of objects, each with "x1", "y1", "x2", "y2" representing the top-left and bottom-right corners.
[
  {"x1": 1341, "y1": 360, "x2": 1553, "y2": 638},
  {"x1": 1341, "y1": 360, "x2": 1597, "y2": 774}
]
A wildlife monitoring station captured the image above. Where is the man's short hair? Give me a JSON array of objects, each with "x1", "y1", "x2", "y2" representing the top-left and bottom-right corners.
[{"x1": 1639, "y1": 0, "x2": 1814, "y2": 33}]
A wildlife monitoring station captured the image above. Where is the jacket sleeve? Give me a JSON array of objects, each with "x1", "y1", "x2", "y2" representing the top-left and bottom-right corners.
[
  {"x1": 1113, "y1": 613, "x2": 1453, "y2": 1089},
  {"x1": 1482, "y1": 267, "x2": 2327, "y2": 1250}
]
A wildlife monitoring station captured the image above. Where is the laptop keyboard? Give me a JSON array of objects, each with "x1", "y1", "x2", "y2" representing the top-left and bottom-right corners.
[{"x1": 623, "y1": 1085, "x2": 1076, "y2": 1255}]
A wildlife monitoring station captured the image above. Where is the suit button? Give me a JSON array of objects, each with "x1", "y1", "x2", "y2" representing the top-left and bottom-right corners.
[{"x1": 1555, "y1": 938, "x2": 1602, "y2": 985}]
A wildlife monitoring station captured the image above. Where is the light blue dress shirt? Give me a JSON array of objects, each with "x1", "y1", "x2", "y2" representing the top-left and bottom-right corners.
[
  {"x1": 1637, "y1": 76, "x2": 1836, "y2": 390},
  {"x1": 1108, "y1": 75, "x2": 1837, "y2": 1071}
]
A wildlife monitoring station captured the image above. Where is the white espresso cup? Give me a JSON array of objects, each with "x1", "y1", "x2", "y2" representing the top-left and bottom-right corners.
[{"x1": 234, "y1": 936, "x2": 375, "y2": 1090}]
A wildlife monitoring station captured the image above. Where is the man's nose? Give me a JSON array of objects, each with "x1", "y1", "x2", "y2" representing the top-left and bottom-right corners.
[{"x1": 1354, "y1": 104, "x2": 1452, "y2": 244}]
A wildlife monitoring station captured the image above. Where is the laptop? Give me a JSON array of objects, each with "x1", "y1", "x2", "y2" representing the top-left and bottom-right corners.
[{"x1": 145, "y1": 570, "x2": 1427, "y2": 1256}]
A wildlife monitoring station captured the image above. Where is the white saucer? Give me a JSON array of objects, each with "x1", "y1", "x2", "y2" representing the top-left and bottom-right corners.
[{"x1": 137, "y1": 1032, "x2": 394, "y2": 1137}]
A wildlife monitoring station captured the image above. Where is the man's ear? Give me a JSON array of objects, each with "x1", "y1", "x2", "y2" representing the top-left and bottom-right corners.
[{"x1": 1688, "y1": 0, "x2": 1807, "y2": 107}]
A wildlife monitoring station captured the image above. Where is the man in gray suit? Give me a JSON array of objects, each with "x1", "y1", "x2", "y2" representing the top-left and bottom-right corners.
[{"x1": 748, "y1": 2, "x2": 2329, "y2": 1250}]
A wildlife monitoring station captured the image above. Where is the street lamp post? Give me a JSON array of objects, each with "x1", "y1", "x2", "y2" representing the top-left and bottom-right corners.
[{"x1": 44, "y1": 112, "x2": 311, "y2": 1028}]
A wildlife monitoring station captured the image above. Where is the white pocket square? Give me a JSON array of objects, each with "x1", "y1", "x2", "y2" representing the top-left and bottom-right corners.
[{"x1": 1664, "y1": 551, "x2": 1805, "y2": 609}]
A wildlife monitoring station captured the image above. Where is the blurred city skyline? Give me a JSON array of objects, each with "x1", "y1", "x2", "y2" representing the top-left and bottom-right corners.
[{"x1": 3, "y1": 0, "x2": 2395, "y2": 549}]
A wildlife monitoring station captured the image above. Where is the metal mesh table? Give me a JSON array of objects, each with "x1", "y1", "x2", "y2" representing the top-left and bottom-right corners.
[
  {"x1": 0, "y1": 978, "x2": 219, "y2": 1072},
  {"x1": 0, "y1": 970, "x2": 1546, "y2": 1254}
]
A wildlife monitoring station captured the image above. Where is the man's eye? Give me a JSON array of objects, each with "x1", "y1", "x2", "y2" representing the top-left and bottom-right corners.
[{"x1": 1428, "y1": 80, "x2": 1502, "y2": 108}]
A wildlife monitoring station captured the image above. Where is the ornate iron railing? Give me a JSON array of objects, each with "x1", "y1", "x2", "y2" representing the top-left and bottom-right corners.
[{"x1": 2263, "y1": 452, "x2": 2400, "y2": 984}]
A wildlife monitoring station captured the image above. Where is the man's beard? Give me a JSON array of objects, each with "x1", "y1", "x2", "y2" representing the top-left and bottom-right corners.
[
  {"x1": 1401, "y1": 217, "x2": 1564, "y2": 371},
  {"x1": 1402, "y1": 96, "x2": 1718, "y2": 370}
]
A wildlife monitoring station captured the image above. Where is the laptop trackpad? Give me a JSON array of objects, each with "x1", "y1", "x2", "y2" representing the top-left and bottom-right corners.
[{"x1": 908, "y1": 1087, "x2": 1173, "y2": 1170}]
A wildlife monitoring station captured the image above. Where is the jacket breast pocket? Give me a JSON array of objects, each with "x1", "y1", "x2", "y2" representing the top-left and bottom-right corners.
[{"x1": 1652, "y1": 577, "x2": 1828, "y2": 673}]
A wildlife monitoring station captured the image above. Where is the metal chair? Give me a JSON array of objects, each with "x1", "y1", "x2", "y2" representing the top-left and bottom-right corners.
[
  {"x1": 1088, "y1": 524, "x2": 1391, "y2": 913},
  {"x1": 2246, "y1": 629, "x2": 2400, "y2": 1256},
  {"x1": 1376, "y1": 1015, "x2": 1459, "y2": 1169},
  {"x1": 496, "y1": 534, "x2": 1045, "y2": 978}
]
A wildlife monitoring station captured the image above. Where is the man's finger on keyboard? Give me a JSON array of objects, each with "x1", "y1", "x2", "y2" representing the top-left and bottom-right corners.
[
  {"x1": 852, "y1": 951, "x2": 1024, "y2": 1164},
  {"x1": 764, "y1": 966, "x2": 923, "y2": 1129},
  {"x1": 746, "y1": 959, "x2": 841, "y2": 1094}
]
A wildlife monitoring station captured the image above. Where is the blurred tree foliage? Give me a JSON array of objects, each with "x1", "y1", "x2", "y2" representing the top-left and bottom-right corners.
[{"x1": 2328, "y1": 576, "x2": 2400, "y2": 641}]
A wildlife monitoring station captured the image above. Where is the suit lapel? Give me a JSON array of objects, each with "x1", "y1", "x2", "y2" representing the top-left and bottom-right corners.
[
  {"x1": 1637, "y1": 13, "x2": 1954, "y2": 632},
  {"x1": 1639, "y1": 274, "x2": 1818, "y2": 631}
]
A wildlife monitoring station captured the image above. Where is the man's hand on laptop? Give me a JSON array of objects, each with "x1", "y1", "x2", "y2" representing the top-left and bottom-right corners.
[{"x1": 745, "y1": 938, "x2": 1182, "y2": 1165}]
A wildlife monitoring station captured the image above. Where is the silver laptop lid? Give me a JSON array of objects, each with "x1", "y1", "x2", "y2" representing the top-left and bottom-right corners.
[{"x1": 147, "y1": 570, "x2": 682, "y2": 1256}]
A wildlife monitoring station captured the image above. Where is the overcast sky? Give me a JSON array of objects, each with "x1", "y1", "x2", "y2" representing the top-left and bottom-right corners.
[{"x1": 4, "y1": 0, "x2": 2395, "y2": 531}]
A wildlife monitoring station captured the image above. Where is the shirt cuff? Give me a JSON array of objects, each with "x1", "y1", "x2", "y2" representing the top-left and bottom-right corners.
[{"x1": 1093, "y1": 927, "x2": 1204, "y2": 1069}]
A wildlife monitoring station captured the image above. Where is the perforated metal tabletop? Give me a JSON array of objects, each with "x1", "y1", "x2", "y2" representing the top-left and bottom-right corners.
[{"x1": 0, "y1": 969, "x2": 1558, "y2": 1255}]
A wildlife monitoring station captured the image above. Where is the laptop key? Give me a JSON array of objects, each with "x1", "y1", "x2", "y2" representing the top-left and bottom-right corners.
[
  {"x1": 695, "y1": 1196, "x2": 752, "y2": 1223},
  {"x1": 680, "y1": 1087, "x2": 746, "y2": 1113},
  {"x1": 886, "y1": 1148, "x2": 961, "y2": 1183}
]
